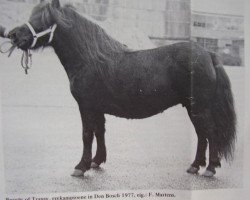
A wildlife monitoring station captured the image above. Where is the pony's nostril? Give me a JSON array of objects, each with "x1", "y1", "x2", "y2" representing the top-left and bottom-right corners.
[
  {"x1": 12, "y1": 38, "x2": 19, "y2": 45},
  {"x1": 10, "y1": 32, "x2": 17, "y2": 39}
]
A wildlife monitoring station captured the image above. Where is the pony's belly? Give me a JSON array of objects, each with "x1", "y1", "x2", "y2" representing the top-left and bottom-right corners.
[
  {"x1": 103, "y1": 95, "x2": 180, "y2": 119},
  {"x1": 105, "y1": 109, "x2": 166, "y2": 119}
]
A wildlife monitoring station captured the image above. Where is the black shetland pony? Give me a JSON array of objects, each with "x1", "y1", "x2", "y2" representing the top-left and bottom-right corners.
[{"x1": 8, "y1": 0, "x2": 236, "y2": 177}]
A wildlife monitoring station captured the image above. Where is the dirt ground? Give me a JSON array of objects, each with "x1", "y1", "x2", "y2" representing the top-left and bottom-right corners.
[{"x1": 0, "y1": 50, "x2": 245, "y2": 194}]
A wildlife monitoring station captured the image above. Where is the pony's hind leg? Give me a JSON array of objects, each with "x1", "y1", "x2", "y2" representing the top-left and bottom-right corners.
[
  {"x1": 91, "y1": 114, "x2": 107, "y2": 168},
  {"x1": 187, "y1": 108, "x2": 220, "y2": 177},
  {"x1": 203, "y1": 137, "x2": 221, "y2": 177},
  {"x1": 187, "y1": 134, "x2": 207, "y2": 174},
  {"x1": 186, "y1": 109, "x2": 208, "y2": 174}
]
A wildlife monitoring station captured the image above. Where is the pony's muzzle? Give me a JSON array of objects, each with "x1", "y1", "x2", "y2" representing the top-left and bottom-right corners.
[{"x1": 9, "y1": 26, "x2": 33, "y2": 50}]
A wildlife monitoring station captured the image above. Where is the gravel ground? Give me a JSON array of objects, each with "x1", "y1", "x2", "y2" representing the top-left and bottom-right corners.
[{"x1": 0, "y1": 50, "x2": 245, "y2": 194}]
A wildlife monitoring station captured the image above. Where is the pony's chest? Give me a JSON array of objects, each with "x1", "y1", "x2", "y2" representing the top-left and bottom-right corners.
[{"x1": 69, "y1": 73, "x2": 108, "y2": 103}]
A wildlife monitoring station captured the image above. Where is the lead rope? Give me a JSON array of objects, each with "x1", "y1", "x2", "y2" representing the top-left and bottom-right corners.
[
  {"x1": 0, "y1": 40, "x2": 32, "y2": 75},
  {"x1": 21, "y1": 50, "x2": 32, "y2": 75},
  {"x1": 0, "y1": 41, "x2": 16, "y2": 56}
]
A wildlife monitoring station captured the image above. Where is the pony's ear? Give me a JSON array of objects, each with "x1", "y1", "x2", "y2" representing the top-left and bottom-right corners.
[
  {"x1": 48, "y1": 1, "x2": 72, "y2": 29},
  {"x1": 51, "y1": 0, "x2": 60, "y2": 9}
]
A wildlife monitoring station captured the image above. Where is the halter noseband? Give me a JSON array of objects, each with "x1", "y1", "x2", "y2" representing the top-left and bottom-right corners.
[{"x1": 25, "y1": 22, "x2": 57, "y2": 48}]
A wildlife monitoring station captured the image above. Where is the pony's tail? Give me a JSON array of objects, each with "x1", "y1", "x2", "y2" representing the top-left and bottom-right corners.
[{"x1": 210, "y1": 52, "x2": 237, "y2": 161}]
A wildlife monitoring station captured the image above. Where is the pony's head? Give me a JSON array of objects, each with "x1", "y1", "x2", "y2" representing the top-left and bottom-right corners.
[{"x1": 9, "y1": 0, "x2": 63, "y2": 50}]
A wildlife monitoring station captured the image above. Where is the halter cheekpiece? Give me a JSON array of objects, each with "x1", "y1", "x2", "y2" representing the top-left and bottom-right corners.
[{"x1": 25, "y1": 22, "x2": 57, "y2": 48}]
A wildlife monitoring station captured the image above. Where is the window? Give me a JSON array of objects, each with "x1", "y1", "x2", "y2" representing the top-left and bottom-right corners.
[
  {"x1": 196, "y1": 37, "x2": 218, "y2": 52},
  {"x1": 193, "y1": 21, "x2": 205, "y2": 28}
]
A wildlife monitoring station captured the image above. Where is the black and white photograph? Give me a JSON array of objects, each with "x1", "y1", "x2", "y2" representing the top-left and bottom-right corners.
[{"x1": 0, "y1": 0, "x2": 249, "y2": 199}]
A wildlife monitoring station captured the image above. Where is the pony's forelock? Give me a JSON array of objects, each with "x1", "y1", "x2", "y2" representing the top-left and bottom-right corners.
[{"x1": 38, "y1": 2, "x2": 72, "y2": 29}]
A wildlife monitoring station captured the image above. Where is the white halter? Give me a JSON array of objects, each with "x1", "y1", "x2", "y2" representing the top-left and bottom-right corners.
[{"x1": 25, "y1": 22, "x2": 57, "y2": 48}]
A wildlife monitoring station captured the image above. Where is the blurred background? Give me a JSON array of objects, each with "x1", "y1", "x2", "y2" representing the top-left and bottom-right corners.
[{"x1": 0, "y1": 0, "x2": 244, "y2": 66}]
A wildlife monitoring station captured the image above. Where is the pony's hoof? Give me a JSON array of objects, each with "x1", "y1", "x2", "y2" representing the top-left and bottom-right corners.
[
  {"x1": 202, "y1": 170, "x2": 215, "y2": 177},
  {"x1": 186, "y1": 166, "x2": 199, "y2": 174},
  {"x1": 91, "y1": 162, "x2": 100, "y2": 168},
  {"x1": 71, "y1": 169, "x2": 84, "y2": 177}
]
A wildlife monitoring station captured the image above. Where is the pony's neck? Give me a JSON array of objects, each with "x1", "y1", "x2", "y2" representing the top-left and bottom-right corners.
[
  {"x1": 51, "y1": 17, "x2": 126, "y2": 79},
  {"x1": 49, "y1": 6, "x2": 128, "y2": 81},
  {"x1": 52, "y1": 27, "x2": 84, "y2": 78}
]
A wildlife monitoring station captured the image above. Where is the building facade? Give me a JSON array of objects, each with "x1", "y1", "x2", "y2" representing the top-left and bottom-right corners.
[{"x1": 191, "y1": 11, "x2": 244, "y2": 66}]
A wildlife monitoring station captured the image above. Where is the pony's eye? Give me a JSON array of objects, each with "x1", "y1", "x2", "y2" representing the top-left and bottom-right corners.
[
  {"x1": 36, "y1": 26, "x2": 44, "y2": 32},
  {"x1": 19, "y1": 27, "x2": 26, "y2": 32},
  {"x1": 30, "y1": 23, "x2": 43, "y2": 32}
]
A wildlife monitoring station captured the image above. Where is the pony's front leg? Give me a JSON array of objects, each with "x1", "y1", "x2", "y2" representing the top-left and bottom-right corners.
[
  {"x1": 71, "y1": 111, "x2": 95, "y2": 177},
  {"x1": 91, "y1": 114, "x2": 106, "y2": 168}
]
